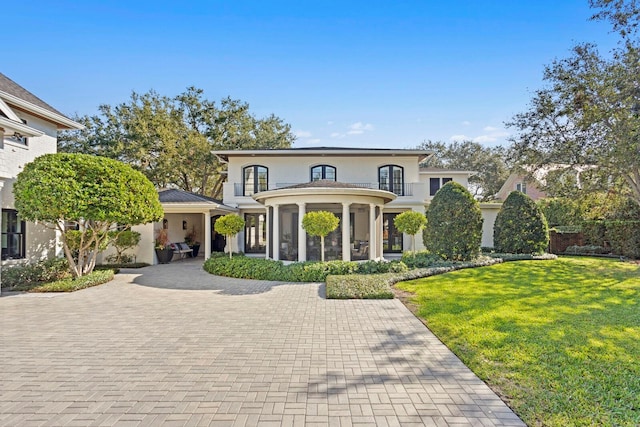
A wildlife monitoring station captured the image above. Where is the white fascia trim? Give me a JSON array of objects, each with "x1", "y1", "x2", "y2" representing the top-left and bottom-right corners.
[
  {"x1": 0, "y1": 92, "x2": 84, "y2": 130},
  {"x1": 0, "y1": 98, "x2": 21, "y2": 122},
  {"x1": 0, "y1": 116, "x2": 44, "y2": 137}
]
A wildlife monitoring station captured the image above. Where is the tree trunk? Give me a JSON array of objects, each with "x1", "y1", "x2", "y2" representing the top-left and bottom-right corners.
[{"x1": 320, "y1": 236, "x2": 325, "y2": 262}]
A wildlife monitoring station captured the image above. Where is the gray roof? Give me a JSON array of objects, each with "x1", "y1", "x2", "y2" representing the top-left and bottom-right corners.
[
  {"x1": 0, "y1": 73, "x2": 67, "y2": 117},
  {"x1": 158, "y1": 189, "x2": 226, "y2": 204}
]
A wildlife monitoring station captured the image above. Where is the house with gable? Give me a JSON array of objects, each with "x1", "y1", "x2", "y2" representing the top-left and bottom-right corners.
[
  {"x1": 0, "y1": 73, "x2": 83, "y2": 272},
  {"x1": 209, "y1": 147, "x2": 497, "y2": 262}
]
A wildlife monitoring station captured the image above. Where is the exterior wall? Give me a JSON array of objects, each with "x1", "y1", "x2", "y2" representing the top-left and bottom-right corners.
[
  {"x1": 1, "y1": 112, "x2": 60, "y2": 265},
  {"x1": 223, "y1": 155, "x2": 425, "y2": 209},
  {"x1": 479, "y1": 203, "x2": 502, "y2": 248}
]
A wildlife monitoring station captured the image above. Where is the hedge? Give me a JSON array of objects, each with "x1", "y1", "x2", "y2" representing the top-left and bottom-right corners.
[{"x1": 583, "y1": 220, "x2": 640, "y2": 258}]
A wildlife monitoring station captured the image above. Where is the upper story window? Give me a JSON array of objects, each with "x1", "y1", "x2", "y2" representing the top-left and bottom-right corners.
[
  {"x1": 516, "y1": 182, "x2": 527, "y2": 194},
  {"x1": 6, "y1": 119, "x2": 29, "y2": 146},
  {"x1": 311, "y1": 165, "x2": 336, "y2": 181},
  {"x1": 243, "y1": 165, "x2": 268, "y2": 196},
  {"x1": 429, "y1": 177, "x2": 453, "y2": 196},
  {"x1": 2, "y1": 209, "x2": 26, "y2": 260},
  {"x1": 379, "y1": 165, "x2": 404, "y2": 196}
]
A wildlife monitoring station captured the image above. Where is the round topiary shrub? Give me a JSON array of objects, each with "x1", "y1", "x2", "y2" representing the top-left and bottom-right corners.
[
  {"x1": 494, "y1": 191, "x2": 549, "y2": 254},
  {"x1": 424, "y1": 181, "x2": 483, "y2": 261}
]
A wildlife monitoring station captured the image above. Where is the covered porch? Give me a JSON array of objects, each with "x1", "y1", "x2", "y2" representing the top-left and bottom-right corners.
[{"x1": 252, "y1": 181, "x2": 396, "y2": 262}]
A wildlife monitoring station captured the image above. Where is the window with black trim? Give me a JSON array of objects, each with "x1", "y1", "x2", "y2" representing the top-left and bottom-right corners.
[
  {"x1": 310, "y1": 165, "x2": 336, "y2": 181},
  {"x1": 516, "y1": 182, "x2": 527, "y2": 194},
  {"x1": 2, "y1": 209, "x2": 26, "y2": 260},
  {"x1": 379, "y1": 165, "x2": 404, "y2": 196},
  {"x1": 243, "y1": 165, "x2": 268, "y2": 196},
  {"x1": 429, "y1": 177, "x2": 453, "y2": 196}
]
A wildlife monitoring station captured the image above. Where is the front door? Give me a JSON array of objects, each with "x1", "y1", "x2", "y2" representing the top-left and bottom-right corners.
[{"x1": 383, "y1": 213, "x2": 403, "y2": 253}]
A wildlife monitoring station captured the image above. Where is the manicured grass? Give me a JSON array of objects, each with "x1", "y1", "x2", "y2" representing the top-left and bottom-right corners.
[
  {"x1": 9, "y1": 269, "x2": 115, "y2": 292},
  {"x1": 396, "y1": 257, "x2": 640, "y2": 427}
]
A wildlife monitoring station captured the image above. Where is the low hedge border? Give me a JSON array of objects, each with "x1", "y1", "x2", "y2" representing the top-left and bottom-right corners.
[
  {"x1": 487, "y1": 253, "x2": 558, "y2": 262},
  {"x1": 9, "y1": 269, "x2": 115, "y2": 293},
  {"x1": 326, "y1": 256, "x2": 504, "y2": 299}
]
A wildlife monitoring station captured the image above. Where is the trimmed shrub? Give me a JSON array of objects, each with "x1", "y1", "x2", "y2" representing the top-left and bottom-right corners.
[
  {"x1": 26, "y1": 269, "x2": 115, "y2": 292},
  {"x1": 401, "y1": 251, "x2": 442, "y2": 269},
  {"x1": 326, "y1": 275, "x2": 395, "y2": 299},
  {"x1": 1, "y1": 258, "x2": 71, "y2": 290},
  {"x1": 604, "y1": 220, "x2": 640, "y2": 258},
  {"x1": 494, "y1": 191, "x2": 549, "y2": 254},
  {"x1": 424, "y1": 181, "x2": 483, "y2": 261},
  {"x1": 537, "y1": 198, "x2": 584, "y2": 227}
]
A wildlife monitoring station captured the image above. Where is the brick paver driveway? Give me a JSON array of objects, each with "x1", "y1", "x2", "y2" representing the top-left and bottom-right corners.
[{"x1": 0, "y1": 260, "x2": 524, "y2": 426}]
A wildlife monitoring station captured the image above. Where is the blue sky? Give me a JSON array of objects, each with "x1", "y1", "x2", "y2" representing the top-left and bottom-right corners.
[{"x1": 4, "y1": 1, "x2": 619, "y2": 149}]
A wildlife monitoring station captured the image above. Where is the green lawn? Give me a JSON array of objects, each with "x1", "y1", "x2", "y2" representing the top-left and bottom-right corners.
[{"x1": 396, "y1": 257, "x2": 640, "y2": 427}]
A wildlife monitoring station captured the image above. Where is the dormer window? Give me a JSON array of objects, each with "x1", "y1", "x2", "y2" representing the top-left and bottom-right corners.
[
  {"x1": 379, "y1": 165, "x2": 404, "y2": 196},
  {"x1": 311, "y1": 165, "x2": 336, "y2": 181},
  {"x1": 243, "y1": 165, "x2": 268, "y2": 196}
]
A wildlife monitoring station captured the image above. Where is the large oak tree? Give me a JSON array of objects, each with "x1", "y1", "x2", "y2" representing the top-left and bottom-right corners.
[{"x1": 59, "y1": 88, "x2": 295, "y2": 199}]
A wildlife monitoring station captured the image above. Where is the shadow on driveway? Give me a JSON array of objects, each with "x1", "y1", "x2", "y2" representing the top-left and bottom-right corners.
[{"x1": 122, "y1": 258, "x2": 324, "y2": 297}]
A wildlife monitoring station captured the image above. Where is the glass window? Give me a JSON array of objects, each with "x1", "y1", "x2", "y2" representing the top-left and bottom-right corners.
[
  {"x1": 379, "y1": 165, "x2": 404, "y2": 196},
  {"x1": 310, "y1": 165, "x2": 337, "y2": 181},
  {"x1": 2, "y1": 209, "x2": 26, "y2": 260},
  {"x1": 243, "y1": 165, "x2": 268, "y2": 196},
  {"x1": 516, "y1": 182, "x2": 527, "y2": 194},
  {"x1": 442, "y1": 177, "x2": 452, "y2": 185},
  {"x1": 430, "y1": 178, "x2": 440, "y2": 196},
  {"x1": 244, "y1": 213, "x2": 266, "y2": 253}
]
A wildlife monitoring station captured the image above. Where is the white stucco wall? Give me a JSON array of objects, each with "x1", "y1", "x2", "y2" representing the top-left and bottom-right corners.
[
  {"x1": 1, "y1": 112, "x2": 60, "y2": 265},
  {"x1": 479, "y1": 203, "x2": 502, "y2": 248}
]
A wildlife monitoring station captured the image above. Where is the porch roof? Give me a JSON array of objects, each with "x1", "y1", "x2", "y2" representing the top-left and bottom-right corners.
[
  {"x1": 252, "y1": 180, "x2": 397, "y2": 204},
  {"x1": 159, "y1": 189, "x2": 237, "y2": 213}
]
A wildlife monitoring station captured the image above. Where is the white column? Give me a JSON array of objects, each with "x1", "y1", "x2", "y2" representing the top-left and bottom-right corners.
[
  {"x1": 342, "y1": 202, "x2": 350, "y2": 261},
  {"x1": 204, "y1": 211, "x2": 212, "y2": 260},
  {"x1": 369, "y1": 203, "x2": 376, "y2": 260},
  {"x1": 377, "y1": 205, "x2": 384, "y2": 260},
  {"x1": 297, "y1": 202, "x2": 306, "y2": 262},
  {"x1": 264, "y1": 207, "x2": 270, "y2": 259},
  {"x1": 0, "y1": 180, "x2": 3, "y2": 295},
  {"x1": 272, "y1": 204, "x2": 280, "y2": 261}
]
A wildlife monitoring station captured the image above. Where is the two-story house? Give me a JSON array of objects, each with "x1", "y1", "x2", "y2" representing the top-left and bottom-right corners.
[
  {"x1": 212, "y1": 147, "x2": 478, "y2": 262},
  {"x1": 0, "y1": 73, "x2": 83, "y2": 271}
]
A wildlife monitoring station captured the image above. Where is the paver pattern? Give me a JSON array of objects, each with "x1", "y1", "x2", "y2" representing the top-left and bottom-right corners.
[{"x1": 0, "y1": 260, "x2": 525, "y2": 426}]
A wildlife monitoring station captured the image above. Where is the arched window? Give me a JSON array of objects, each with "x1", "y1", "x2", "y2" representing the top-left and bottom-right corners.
[
  {"x1": 378, "y1": 165, "x2": 404, "y2": 196},
  {"x1": 243, "y1": 165, "x2": 268, "y2": 196},
  {"x1": 310, "y1": 165, "x2": 337, "y2": 181}
]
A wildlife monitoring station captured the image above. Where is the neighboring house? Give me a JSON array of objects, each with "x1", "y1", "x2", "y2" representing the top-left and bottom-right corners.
[
  {"x1": 0, "y1": 73, "x2": 83, "y2": 271},
  {"x1": 496, "y1": 173, "x2": 547, "y2": 201},
  {"x1": 205, "y1": 147, "x2": 495, "y2": 262}
]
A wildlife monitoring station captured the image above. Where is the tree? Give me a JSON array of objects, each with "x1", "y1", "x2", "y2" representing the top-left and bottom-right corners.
[
  {"x1": 494, "y1": 192, "x2": 549, "y2": 254},
  {"x1": 58, "y1": 88, "x2": 295, "y2": 199},
  {"x1": 393, "y1": 210, "x2": 427, "y2": 255},
  {"x1": 302, "y1": 211, "x2": 340, "y2": 262},
  {"x1": 417, "y1": 140, "x2": 510, "y2": 201},
  {"x1": 424, "y1": 182, "x2": 483, "y2": 260},
  {"x1": 14, "y1": 153, "x2": 163, "y2": 277},
  {"x1": 507, "y1": 1, "x2": 640, "y2": 205},
  {"x1": 108, "y1": 230, "x2": 141, "y2": 264},
  {"x1": 214, "y1": 214, "x2": 245, "y2": 259}
]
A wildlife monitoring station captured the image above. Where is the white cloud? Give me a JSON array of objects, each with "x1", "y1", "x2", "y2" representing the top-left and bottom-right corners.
[
  {"x1": 327, "y1": 121, "x2": 334, "y2": 125},
  {"x1": 307, "y1": 138, "x2": 321, "y2": 144},
  {"x1": 330, "y1": 132, "x2": 344, "y2": 138},
  {"x1": 473, "y1": 131, "x2": 509, "y2": 144},
  {"x1": 294, "y1": 130, "x2": 312, "y2": 138},
  {"x1": 450, "y1": 134, "x2": 469, "y2": 141},
  {"x1": 347, "y1": 122, "x2": 374, "y2": 135},
  {"x1": 483, "y1": 126, "x2": 498, "y2": 131},
  {"x1": 462, "y1": 121, "x2": 471, "y2": 126}
]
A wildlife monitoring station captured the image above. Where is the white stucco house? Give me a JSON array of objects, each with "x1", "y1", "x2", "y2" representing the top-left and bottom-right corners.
[
  {"x1": 206, "y1": 147, "x2": 498, "y2": 262},
  {"x1": 0, "y1": 73, "x2": 83, "y2": 278}
]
